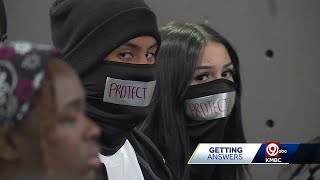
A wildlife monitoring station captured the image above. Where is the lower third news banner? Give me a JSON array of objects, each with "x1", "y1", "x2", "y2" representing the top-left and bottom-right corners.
[{"x1": 188, "y1": 142, "x2": 320, "y2": 164}]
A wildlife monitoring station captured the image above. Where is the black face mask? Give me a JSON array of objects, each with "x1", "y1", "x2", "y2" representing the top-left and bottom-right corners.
[
  {"x1": 184, "y1": 79, "x2": 236, "y2": 149},
  {"x1": 184, "y1": 79, "x2": 237, "y2": 180},
  {"x1": 82, "y1": 61, "x2": 156, "y2": 155}
]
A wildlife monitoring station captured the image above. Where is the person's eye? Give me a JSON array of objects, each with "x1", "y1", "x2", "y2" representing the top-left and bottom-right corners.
[
  {"x1": 195, "y1": 73, "x2": 209, "y2": 82},
  {"x1": 222, "y1": 69, "x2": 235, "y2": 78},
  {"x1": 146, "y1": 52, "x2": 155, "y2": 60},
  {"x1": 119, "y1": 52, "x2": 133, "y2": 59}
]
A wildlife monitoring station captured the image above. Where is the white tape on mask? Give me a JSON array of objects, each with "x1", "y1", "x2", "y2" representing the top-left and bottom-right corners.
[
  {"x1": 185, "y1": 91, "x2": 236, "y2": 121},
  {"x1": 103, "y1": 77, "x2": 156, "y2": 107}
]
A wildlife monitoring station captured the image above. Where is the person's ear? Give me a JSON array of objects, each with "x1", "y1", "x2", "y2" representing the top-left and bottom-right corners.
[{"x1": 0, "y1": 129, "x2": 20, "y2": 161}]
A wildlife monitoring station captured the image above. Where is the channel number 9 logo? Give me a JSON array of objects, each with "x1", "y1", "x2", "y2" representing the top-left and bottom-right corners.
[{"x1": 265, "y1": 142, "x2": 280, "y2": 157}]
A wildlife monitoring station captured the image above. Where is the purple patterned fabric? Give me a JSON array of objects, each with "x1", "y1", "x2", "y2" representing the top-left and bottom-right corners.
[{"x1": 0, "y1": 41, "x2": 61, "y2": 128}]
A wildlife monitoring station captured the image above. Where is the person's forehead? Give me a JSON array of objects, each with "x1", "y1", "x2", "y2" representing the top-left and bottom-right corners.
[
  {"x1": 200, "y1": 42, "x2": 231, "y2": 65},
  {"x1": 125, "y1": 36, "x2": 157, "y2": 47}
]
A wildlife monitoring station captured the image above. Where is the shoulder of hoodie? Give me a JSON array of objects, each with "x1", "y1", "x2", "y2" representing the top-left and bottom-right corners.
[{"x1": 128, "y1": 128, "x2": 175, "y2": 180}]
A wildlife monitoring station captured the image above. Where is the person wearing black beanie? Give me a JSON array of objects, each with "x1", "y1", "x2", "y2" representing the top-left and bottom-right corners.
[{"x1": 50, "y1": 0, "x2": 174, "y2": 180}]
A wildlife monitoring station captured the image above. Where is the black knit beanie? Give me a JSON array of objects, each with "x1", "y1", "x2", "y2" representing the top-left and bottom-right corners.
[{"x1": 50, "y1": 0, "x2": 160, "y2": 75}]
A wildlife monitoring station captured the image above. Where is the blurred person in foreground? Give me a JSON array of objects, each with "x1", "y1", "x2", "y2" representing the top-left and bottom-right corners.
[{"x1": 0, "y1": 41, "x2": 101, "y2": 180}]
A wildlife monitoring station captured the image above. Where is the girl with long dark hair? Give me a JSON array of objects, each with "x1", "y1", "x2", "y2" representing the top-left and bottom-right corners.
[{"x1": 144, "y1": 21, "x2": 249, "y2": 180}]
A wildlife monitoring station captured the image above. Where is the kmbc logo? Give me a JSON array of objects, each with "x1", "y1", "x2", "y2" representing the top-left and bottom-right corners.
[
  {"x1": 265, "y1": 142, "x2": 280, "y2": 157},
  {"x1": 265, "y1": 142, "x2": 287, "y2": 163}
]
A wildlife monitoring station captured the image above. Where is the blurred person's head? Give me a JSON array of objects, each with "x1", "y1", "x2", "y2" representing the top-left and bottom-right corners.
[{"x1": 0, "y1": 41, "x2": 101, "y2": 180}]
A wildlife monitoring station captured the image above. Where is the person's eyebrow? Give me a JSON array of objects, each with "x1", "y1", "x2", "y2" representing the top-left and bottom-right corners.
[
  {"x1": 194, "y1": 62, "x2": 233, "y2": 70},
  {"x1": 194, "y1": 66, "x2": 213, "y2": 70},
  {"x1": 223, "y1": 62, "x2": 233, "y2": 68},
  {"x1": 121, "y1": 42, "x2": 158, "y2": 50},
  {"x1": 148, "y1": 42, "x2": 158, "y2": 50},
  {"x1": 121, "y1": 42, "x2": 139, "y2": 49}
]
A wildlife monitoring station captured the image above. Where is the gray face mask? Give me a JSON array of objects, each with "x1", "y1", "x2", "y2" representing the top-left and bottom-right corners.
[{"x1": 184, "y1": 79, "x2": 236, "y2": 121}]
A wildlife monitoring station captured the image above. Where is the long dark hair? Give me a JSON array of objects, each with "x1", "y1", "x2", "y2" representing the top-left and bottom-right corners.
[
  {"x1": 0, "y1": 0, "x2": 7, "y2": 42},
  {"x1": 143, "y1": 21, "x2": 248, "y2": 179}
]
